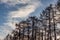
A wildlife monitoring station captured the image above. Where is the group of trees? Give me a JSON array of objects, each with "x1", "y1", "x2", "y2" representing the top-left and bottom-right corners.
[{"x1": 4, "y1": 0, "x2": 60, "y2": 40}]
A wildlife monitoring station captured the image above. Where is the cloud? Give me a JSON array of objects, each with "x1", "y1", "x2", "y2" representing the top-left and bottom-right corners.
[
  {"x1": 0, "y1": 36, "x2": 3, "y2": 40},
  {"x1": 0, "y1": 26, "x2": 12, "y2": 39},
  {"x1": 3, "y1": 22, "x2": 16, "y2": 29},
  {"x1": 0, "y1": 0, "x2": 41, "y2": 39},
  {"x1": 0, "y1": 0, "x2": 40, "y2": 6},
  {"x1": 6, "y1": 0, "x2": 41, "y2": 29},
  {"x1": 0, "y1": 0, "x2": 29, "y2": 3},
  {"x1": 0, "y1": 0, "x2": 28, "y2": 6},
  {"x1": 8, "y1": 0, "x2": 41, "y2": 17},
  {"x1": 7, "y1": 0, "x2": 41, "y2": 29},
  {"x1": 9, "y1": 4, "x2": 40, "y2": 18}
]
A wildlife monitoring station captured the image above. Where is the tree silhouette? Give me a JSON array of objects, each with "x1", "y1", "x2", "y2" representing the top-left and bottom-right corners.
[{"x1": 4, "y1": 0, "x2": 60, "y2": 40}]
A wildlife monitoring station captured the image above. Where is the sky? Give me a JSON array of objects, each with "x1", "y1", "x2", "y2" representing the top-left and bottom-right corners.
[{"x1": 0, "y1": 0, "x2": 57, "y2": 39}]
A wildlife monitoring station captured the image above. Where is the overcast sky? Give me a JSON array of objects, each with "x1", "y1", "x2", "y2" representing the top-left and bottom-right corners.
[{"x1": 0, "y1": 0, "x2": 57, "y2": 39}]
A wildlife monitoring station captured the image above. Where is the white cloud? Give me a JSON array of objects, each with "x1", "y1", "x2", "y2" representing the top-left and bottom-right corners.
[
  {"x1": 9, "y1": 5, "x2": 39, "y2": 18},
  {"x1": 6, "y1": 0, "x2": 41, "y2": 30},
  {"x1": 0, "y1": 36, "x2": 4, "y2": 40},
  {"x1": 0, "y1": 0, "x2": 41, "y2": 39},
  {"x1": 3, "y1": 28, "x2": 12, "y2": 34},
  {"x1": 8, "y1": 0, "x2": 41, "y2": 18},
  {"x1": 7, "y1": 0, "x2": 41, "y2": 30},
  {"x1": 0, "y1": 0, "x2": 28, "y2": 6},
  {"x1": 0, "y1": 0, "x2": 40, "y2": 6},
  {"x1": 0, "y1": 23, "x2": 15, "y2": 39},
  {"x1": 2, "y1": 0, "x2": 41, "y2": 31},
  {"x1": 0, "y1": 25, "x2": 13, "y2": 39},
  {"x1": 3, "y1": 22, "x2": 16, "y2": 29}
]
